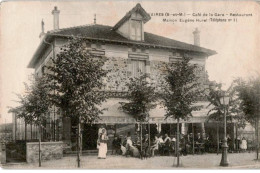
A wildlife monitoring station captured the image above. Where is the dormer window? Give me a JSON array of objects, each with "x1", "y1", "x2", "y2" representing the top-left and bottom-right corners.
[
  {"x1": 112, "y1": 4, "x2": 150, "y2": 42},
  {"x1": 130, "y1": 20, "x2": 142, "y2": 41}
]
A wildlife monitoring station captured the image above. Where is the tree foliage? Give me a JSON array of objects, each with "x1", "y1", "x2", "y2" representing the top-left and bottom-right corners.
[
  {"x1": 119, "y1": 74, "x2": 157, "y2": 122},
  {"x1": 233, "y1": 76, "x2": 260, "y2": 125},
  {"x1": 206, "y1": 82, "x2": 246, "y2": 128},
  {"x1": 8, "y1": 93, "x2": 31, "y2": 124},
  {"x1": 45, "y1": 37, "x2": 108, "y2": 123},
  {"x1": 206, "y1": 82, "x2": 223, "y2": 122},
  {"x1": 161, "y1": 56, "x2": 203, "y2": 121},
  {"x1": 8, "y1": 76, "x2": 51, "y2": 125}
]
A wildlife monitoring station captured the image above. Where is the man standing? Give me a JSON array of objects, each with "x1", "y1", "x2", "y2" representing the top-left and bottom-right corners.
[
  {"x1": 142, "y1": 134, "x2": 150, "y2": 159},
  {"x1": 112, "y1": 135, "x2": 121, "y2": 155}
]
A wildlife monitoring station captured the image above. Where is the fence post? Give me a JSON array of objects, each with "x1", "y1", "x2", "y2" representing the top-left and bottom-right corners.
[
  {"x1": 39, "y1": 125, "x2": 42, "y2": 167},
  {"x1": 192, "y1": 123, "x2": 194, "y2": 155},
  {"x1": 257, "y1": 116, "x2": 259, "y2": 160},
  {"x1": 77, "y1": 118, "x2": 81, "y2": 168},
  {"x1": 217, "y1": 123, "x2": 219, "y2": 155},
  {"x1": 176, "y1": 119, "x2": 180, "y2": 167}
]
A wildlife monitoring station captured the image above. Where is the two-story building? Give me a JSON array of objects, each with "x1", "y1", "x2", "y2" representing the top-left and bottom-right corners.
[{"x1": 15, "y1": 4, "x2": 225, "y2": 151}]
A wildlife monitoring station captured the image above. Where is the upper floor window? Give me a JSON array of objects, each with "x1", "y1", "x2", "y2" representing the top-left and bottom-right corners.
[
  {"x1": 89, "y1": 43, "x2": 105, "y2": 56},
  {"x1": 131, "y1": 59, "x2": 146, "y2": 78},
  {"x1": 95, "y1": 44, "x2": 102, "y2": 50},
  {"x1": 169, "y1": 52, "x2": 182, "y2": 63},
  {"x1": 130, "y1": 20, "x2": 142, "y2": 41}
]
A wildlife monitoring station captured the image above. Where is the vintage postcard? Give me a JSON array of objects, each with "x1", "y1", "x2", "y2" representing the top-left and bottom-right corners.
[{"x1": 0, "y1": 0, "x2": 260, "y2": 169}]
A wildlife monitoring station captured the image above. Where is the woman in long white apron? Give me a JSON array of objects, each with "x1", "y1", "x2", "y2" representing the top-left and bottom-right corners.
[
  {"x1": 240, "y1": 137, "x2": 247, "y2": 152},
  {"x1": 98, "y1": 128, "x2": 108, "y2": 159}
]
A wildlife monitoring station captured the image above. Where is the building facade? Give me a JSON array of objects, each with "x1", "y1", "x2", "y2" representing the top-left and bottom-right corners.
[{"x1": 15, "y1": 4, "x2": 226, "y2": 150}]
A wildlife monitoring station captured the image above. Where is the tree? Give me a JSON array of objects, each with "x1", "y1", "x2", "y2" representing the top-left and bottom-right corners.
[
  {"x1": 207, "y1": 82, "x2": 245, "y2": 125},
  {"x1": 161, "y1": 56, "x2": 203, "y2": 167},
  {"x1": 119, "y1": 74, "x2": 157, "y2": 158},
  {"x1": 28, "y1": 76, "x2": 52, "y2": 126},
  {"x1": 206, "y1": 82, "x2": 246, "y2": 153},
  {"x1": 234, "y1": 76, "x2": 260, "y2": 159},
  {"x1": 27, "y1": 76, "x2": 51, "y2": 167},
  {"x1": 45, "y1": 37, "x2": 108, "y2": 167},
  {"x1": 120, "y1": 74, "x2": 157, "y2": 121},
  {"x1": 9, "y1": 76, "x2": 51, "y2": 167}
]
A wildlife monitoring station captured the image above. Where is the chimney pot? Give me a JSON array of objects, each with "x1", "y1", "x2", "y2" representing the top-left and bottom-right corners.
[
  {"x1": 39, "y1": 19, "x2": 45, "y2": 39},
  {"x1": 52, "y1": 6, "x2": 60, "y2": 30},
  {"x1": 193, "y1": 28, "x2": 200, "y2": 46}
]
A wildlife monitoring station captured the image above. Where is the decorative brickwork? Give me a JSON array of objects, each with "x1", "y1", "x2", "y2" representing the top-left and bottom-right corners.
[
  {"x1": 105, "y1": 57, "x2": 129, "y2": 91},
  {"x1": 103, "y1": 56, "x2": 208, "y2": 97},
  {"x1": 150, "y1": 60, "x2": 167, "y2": 91}
]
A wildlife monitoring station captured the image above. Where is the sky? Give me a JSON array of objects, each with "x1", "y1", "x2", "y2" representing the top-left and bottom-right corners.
[{"x1": 0, "y1": 0, "x2": 260, "y2": 123}]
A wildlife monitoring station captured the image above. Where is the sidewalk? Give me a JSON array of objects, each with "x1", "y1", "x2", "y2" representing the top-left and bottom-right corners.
[{"x1": 2, "y1": 153, "x2": 260, "y2": 169}]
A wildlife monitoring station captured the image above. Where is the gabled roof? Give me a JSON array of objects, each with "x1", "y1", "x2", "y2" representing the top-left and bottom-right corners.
[
  {"x1": 28, "y1": 24, "x2": 217, "y2": 68},
  {"x1": 51, "y1": 24, "x2": 216, "y2": 55},
  {"x1": 112, "y1": 3, "x2": 151, "y2": 31}
]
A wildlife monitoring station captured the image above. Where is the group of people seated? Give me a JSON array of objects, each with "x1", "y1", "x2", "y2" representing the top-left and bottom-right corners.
[
  {"x1": 112, "y1": 131, "x2": 252, "y2": 158},
  {"x1": 112, "y1": 132, "x2": 207, "y2": 159},
  {"x1": 153, "y1": 133, "x2": 205, "y2": 156},
  {"x1": 112, "y1": 132, "x2": 150, "y2": 159}
]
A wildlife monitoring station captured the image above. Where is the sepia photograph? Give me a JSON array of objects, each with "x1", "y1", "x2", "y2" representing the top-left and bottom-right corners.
[{"x1": 0, "y1": 0, "x2": 260, "y2": 169}]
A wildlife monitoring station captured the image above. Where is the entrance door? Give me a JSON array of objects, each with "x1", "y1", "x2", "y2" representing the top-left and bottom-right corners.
[{"x1": 82, "y1": 124, "x2": 99, "y2": 150}]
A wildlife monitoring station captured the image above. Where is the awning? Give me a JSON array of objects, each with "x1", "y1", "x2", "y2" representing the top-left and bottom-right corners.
[{"x1": 94, "y1": 98, "x2": 213, "y2": 124}]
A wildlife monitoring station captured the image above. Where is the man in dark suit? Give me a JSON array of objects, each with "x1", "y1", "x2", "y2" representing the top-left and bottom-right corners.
[
  {"x1": 197, "y1": 133, "x2": 203, "y2": 143},
  {"x1": 112, "y1": 135, "x2": 121, "y2": 155},
  {"x1": 141, "y1": 134, "x2": 150, "y2": 159},
  {"x1": 196, "y1": 133, "x2": 204, "y2": 154}
]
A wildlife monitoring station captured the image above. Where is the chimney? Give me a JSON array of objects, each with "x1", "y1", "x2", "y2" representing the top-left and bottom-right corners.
[
  {"x1": 193, "y1": 28, "x2": 200, "y2": 46},
  {"x1": 52, "y1": 6, "x2": 60, "y2": 30},
  {"x1": 39, "y1": 19, "x2": 45, "y2": 38}
]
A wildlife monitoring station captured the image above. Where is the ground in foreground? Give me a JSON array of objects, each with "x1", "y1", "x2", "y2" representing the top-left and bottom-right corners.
[{"x1": 2, "y1": 153, "x2": 260, "y2": 169}]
